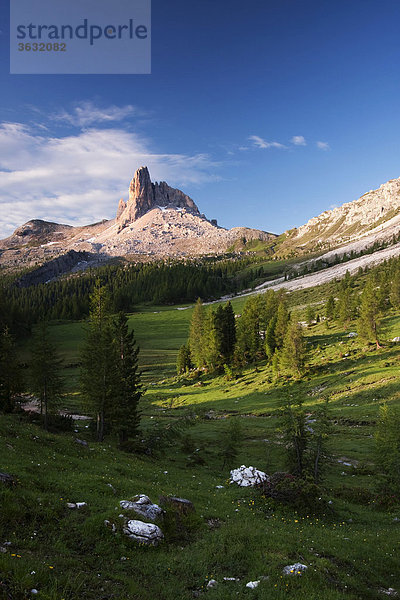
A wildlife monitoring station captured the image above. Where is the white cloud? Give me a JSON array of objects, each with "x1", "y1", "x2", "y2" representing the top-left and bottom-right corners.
[
  {"x1": 248, "y1": 135, "x2": 286, "y2": 150},
  {"x1": 316, "y1": 141, "x2": 330, "y2": 151},
  {"x1": 0, "y1": 121, "x2": 217, "y2": 238},
  {"x1": 291, "y1": 135, "x2": 306, "y2": 146},
  {"x1": 52, "y1": 101, "x2": 139, "y2": 127}
]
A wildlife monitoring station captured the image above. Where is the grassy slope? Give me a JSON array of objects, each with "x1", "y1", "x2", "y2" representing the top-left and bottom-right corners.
[{"x1": 2, "y1": 297, "x2": 400, "y2": 598}]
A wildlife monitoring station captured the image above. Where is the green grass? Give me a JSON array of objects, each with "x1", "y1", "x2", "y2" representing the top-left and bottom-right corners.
[{"x1": 4, "y1": 298, "x2": 400, "y2": 598}]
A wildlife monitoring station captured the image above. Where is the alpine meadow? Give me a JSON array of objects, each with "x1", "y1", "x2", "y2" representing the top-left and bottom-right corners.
[{"x1": 2, "y1": 1, "x2": 400, "y2": 599}]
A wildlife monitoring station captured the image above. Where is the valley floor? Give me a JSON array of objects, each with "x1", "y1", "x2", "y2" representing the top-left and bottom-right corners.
[{"x1": 2, "y1": 303, "x2": 400, "y2": 598}]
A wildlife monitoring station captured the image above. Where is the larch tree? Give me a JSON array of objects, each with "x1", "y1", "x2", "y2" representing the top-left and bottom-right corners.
[
  {"x1": 357, "y1": 277, "x2": 383, "y2": 348},
  {"x1": 189, "y1": 298, "x2": 205, "y2": 368},
  {"x1": 279, "y1": 320, "x2": 307, "y2": 377}
]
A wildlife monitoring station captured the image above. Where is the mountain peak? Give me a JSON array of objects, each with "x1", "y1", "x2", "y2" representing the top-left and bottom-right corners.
[{"x1": 117, "y1": 166, "x2": 200, "y2": 227}]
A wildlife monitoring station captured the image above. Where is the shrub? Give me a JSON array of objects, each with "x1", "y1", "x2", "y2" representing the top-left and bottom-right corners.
[{"x1": 260, "y1": 472, "x2": 329, "y2": 514}]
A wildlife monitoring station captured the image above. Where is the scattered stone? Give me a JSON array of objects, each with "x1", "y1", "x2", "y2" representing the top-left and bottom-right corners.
[
  {"x1": 215, "y1": 485, "x2": 224, "y2": 489},
  {"x1": 104, "y1": 519, "x2": 116, "y2": 533},
  {"x1": 283, "y1": 563, "x2": 308, "y2": 576},
  {"x1": 31, "y1": 590, "x2": 38, "y2": 595},
  {"x1": 120, "y1": 495, "x2": 163, "y2": 521},
  {"x1": 230, "y1": 465, "x2": 268, "y2": 487},
  {"x1": 0, "y1": 472, "x2": 16, "y2": 486},
  {"x1": 246, "y1": 580, "x2": 260, "y2": 589},
  {"x1": 207, "y1": 518, "x2": 221, "y2": 530},
  {"x1": 123, "y1": 519, "x2": 164, "y2": 546},
  {"x1": 67, "y1": 502, "x2": 87, "y2": 509},
  {"x1": 75, "y1": 438, "x2": 88, "y2": 447},
  {"x1": 206, "y1": 579, "x2": 218, "y2": 589},
  {"x1": 348, "y1": 332, "x2": 358, "y2": 338}
]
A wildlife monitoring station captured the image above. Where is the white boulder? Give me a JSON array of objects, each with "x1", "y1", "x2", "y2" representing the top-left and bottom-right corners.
[
  {"x1": 230, "y1": 465, "x2": 268, "y2": 487},
  {"x1": 123, "y1": 519, "x2": 164, "y2": 546},
  {"x1": 120, "y1": 494, "x2": 163, "y2": 521},
  {"x1": 246, "y1": 580, "x2": 260, "y2": 589},
  {"x1": 283, "y1": 563, "x2": 308, "y2": 575}
]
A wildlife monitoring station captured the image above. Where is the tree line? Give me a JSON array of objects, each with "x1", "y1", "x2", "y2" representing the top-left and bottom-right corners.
[
  {"x1": 0, "y1": 256, "x2": 267, "y2": 331},
  {"x1": 178, "y1": 291, "x2": 307, "y2": 378}
]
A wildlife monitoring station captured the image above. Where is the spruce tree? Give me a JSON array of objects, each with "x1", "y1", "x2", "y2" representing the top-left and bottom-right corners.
[
  {"x1": 221, "y1": 301, "x2": 236, "y2": 362},
  {"x1": 80, "y1": 281, "x2": 114, "y2": 442},
  {"x1": 110, "y1": 312, "x2": 142, "y2": 447},
  {"x1": 0, "y1": 327, "x2": 22, "y2": 413},
  {"x1": 30, "y1": 322, "x2": 64, "y2": 430},
  {"x1": 177, "y1": 343, "x2": 192, "y2": 374}
]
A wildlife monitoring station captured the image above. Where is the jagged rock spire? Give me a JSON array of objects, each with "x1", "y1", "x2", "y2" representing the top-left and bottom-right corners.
[{"x1": 117, "y1": 166, "x2": 200, "y2": 226}]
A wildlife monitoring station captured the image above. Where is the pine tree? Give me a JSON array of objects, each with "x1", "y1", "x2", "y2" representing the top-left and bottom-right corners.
[
  {"x1": 189, "y1": 298, "x2": 205, "y2": 368},
  {"x1": 110, "y1": 312, "x2": 142, "y2": 447},
  {"x1": 30, "y1": 322, "x2": 64, "y2": 430},
  {"x1": 0, "y1": 327, "x2": 23, "y2": 413},
  {"x1": 280, "y1": 321, "x2": 307, "y2": 377}
]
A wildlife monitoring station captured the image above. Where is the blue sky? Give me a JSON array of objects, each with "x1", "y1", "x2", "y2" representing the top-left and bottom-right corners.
[{"x1": 0, "y1": 0, "x2": 400, "y2": 237}]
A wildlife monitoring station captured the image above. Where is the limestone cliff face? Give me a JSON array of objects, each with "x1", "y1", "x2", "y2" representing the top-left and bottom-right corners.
[
  {"x1": 279, "y1": 176, "x2": 400, "y2": 255},
  {"x1": 117, "y1": 166, "x2": 200, "y2": 226}
]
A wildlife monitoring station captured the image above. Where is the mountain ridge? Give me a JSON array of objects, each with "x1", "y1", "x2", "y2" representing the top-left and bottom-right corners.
[{"x1": 0, "y1": 166, "x2": 275, "y2": 271}]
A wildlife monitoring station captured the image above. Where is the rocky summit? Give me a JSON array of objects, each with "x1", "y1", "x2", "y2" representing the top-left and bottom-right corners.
[
  {"x1": 117, "y1": 166, "x2": 201, "y2": 226},
  {"x1": 0, "y1": 166, "x2": 275, "y2": 274}
]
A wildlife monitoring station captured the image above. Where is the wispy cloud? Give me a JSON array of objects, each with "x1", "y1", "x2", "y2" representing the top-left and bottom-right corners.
[
  {"x1": 248, "y1": 135, "x2": 286, "y2": 150},
  {"x1": 291, "y1": 135, "x2": 306, "y2": 146},
  {"x1": 316, "y1": 141, "x2": 330, "y2": 151},
  {"x1": 0, "y1": 120, "x2": 217, "y2": 238},
  {"x1": 52, "y1": 101, "x2": 139, "y2": 127}
]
